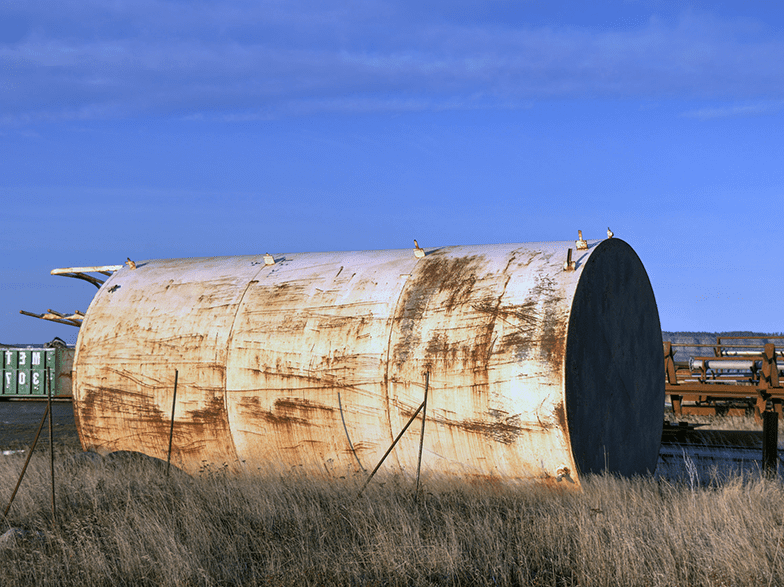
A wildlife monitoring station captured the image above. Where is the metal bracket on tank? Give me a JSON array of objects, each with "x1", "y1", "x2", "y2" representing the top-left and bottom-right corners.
[
  {"x1": 19, "y1": 263, "x2": 124, "y2": 328},
  {"x1": 563, "y1": 248, "x2": 576, "y2": 271},
  {"x1": 50, "y1": 265, "x2": 124, "y2": 288},
  {"x1": 19, "y1": 309, "x2": 85, "y2": 327},
  {"x1": 556, "y1": 466, "x2": 575, "y2": 483},
  {"x1": 575, "y1": 230, "x2": 588, "y2": 250}
]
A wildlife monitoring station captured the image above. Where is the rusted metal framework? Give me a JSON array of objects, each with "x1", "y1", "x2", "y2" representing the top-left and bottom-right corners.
[{"x1": 664, "y1": 336, "x2": 784, "y2": 419}]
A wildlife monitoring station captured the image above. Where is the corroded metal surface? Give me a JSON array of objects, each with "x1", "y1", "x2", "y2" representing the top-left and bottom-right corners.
[{"x1": 73, "y1": 239, "x2": 663, "y2": 486}]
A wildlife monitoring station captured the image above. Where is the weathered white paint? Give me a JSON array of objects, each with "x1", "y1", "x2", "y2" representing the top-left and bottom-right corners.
[{"x1": 73, "y1": 239, "x2": 663, "y2": 486}]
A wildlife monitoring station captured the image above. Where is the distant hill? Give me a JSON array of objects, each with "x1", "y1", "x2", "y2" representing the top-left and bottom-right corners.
[{"x1": 0, "y1": 337, "x2": 70, "y2": 349}]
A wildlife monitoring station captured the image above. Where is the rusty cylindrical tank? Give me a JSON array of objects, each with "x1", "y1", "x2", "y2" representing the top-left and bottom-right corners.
[{"x1": 73, "y1": 239, "x2": 663, "y2": 487}]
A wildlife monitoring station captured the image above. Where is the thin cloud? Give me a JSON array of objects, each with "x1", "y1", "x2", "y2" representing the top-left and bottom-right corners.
[
  {"x1": 681, "y1": 102, "x2": 782, "y2": 119},
  {"x1": 2, "y1": 2, "x2": 784, "y2": 122}
]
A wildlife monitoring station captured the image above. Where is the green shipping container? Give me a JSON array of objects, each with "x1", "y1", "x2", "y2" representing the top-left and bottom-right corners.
[
  {"x1": 0, "y1": 346, "x2": 74, "y2": 399},
  {"x1": 3, "y1": 350, "x2": 17, "y2": 395}
]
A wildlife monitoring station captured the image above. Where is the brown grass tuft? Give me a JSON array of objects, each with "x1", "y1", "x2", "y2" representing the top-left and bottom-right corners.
[{"x1": 1, "y1": 445, "x2": 784, "y2": 586}]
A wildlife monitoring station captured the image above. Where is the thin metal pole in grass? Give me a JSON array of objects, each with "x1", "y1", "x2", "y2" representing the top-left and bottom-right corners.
[
  {"x1": 338, "y1": 392, "x2": 366, "y2": 473},
  {"x1": 2, "y1": 400, "x2": 50, "y2": 521},
  {"x1": 166, "y1": 369, "x2": 178, "y2": 477},
  {"x1": 414, "y1": 371, "x2": 429, "y2": 502},
  {"x1": 47, "y1": 367, "x2": 56, "y2": 523},
  {"x1": 356, "y1": 372, "x2": 429, "y2": 500}
]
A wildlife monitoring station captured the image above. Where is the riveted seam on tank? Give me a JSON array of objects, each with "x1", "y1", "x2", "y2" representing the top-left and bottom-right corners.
[
  {"x1": 382, "y1": 260, "x2": 418, "y2": 468},
  {"x1": 220, "y1": 261, "x2": 270, "y2": 466}
]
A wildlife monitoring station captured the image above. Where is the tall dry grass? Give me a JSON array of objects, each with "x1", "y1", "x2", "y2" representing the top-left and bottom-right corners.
[{"x1": 2, "y1": 445, "x2": 784, "y2": 586}]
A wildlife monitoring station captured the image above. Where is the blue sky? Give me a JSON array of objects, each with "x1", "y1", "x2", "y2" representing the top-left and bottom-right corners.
[{"x1": 1, "y1": 0, "x2": 783, "y2": 343}]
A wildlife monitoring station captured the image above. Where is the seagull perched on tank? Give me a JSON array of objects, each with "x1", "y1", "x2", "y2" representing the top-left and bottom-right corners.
[
  {"x1": 126, "y1": 257, "x2": 137, "y2": 270},
  {"x1": 414, "y1": 239, "x2": 425, "y2": 258},
  {"x1": 607, "y1": 227, "x2": 614, "y2": 239}
]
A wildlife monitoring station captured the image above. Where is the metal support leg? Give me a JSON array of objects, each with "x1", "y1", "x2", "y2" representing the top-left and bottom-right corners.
[
  {"x1": 671, "y1": 395, "x2": 682, "y2": 416},
  {"x1": 763, "y1": 400, "x2": 778, "y2": 479}
]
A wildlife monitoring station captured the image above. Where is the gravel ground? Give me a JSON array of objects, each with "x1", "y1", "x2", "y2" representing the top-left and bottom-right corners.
[{"x1": 0, "y1": 401, "x2": 80, "y2": 451}]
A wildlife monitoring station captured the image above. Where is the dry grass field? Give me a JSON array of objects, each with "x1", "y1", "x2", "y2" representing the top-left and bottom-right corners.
[{"x1": 2, "y1": 436, "x2": 784, "y2": 587}]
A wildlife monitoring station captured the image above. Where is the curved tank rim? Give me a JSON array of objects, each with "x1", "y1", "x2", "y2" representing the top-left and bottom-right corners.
[
  {"x1": 107, "y1": 239, "x2": 606, "y2": 267},
  {"x1": 561, "y1": 237, "x2": 664, "y2": 477}
]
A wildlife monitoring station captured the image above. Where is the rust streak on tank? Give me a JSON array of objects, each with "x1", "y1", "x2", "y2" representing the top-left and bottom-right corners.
[{"x1": 70, "y1": 241, "x2": 663, "y2": 485}]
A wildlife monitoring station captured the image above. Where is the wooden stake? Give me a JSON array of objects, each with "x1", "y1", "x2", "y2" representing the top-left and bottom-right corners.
[
  {"x1": 166, "y1": 370, "x2": 179, "y2": 477},
  {"x1": 357, "y1": 395, "x2": 428, "y2": 499},
  {"x1": 338, "y1": 392, "x2": 365, "y2": 473},
  {"x1": 415, "y1": 372, "x2": 429, "y2": 501},
  {"x1": 47, "y1": 368, "x2": 56, "y2": 523}
]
